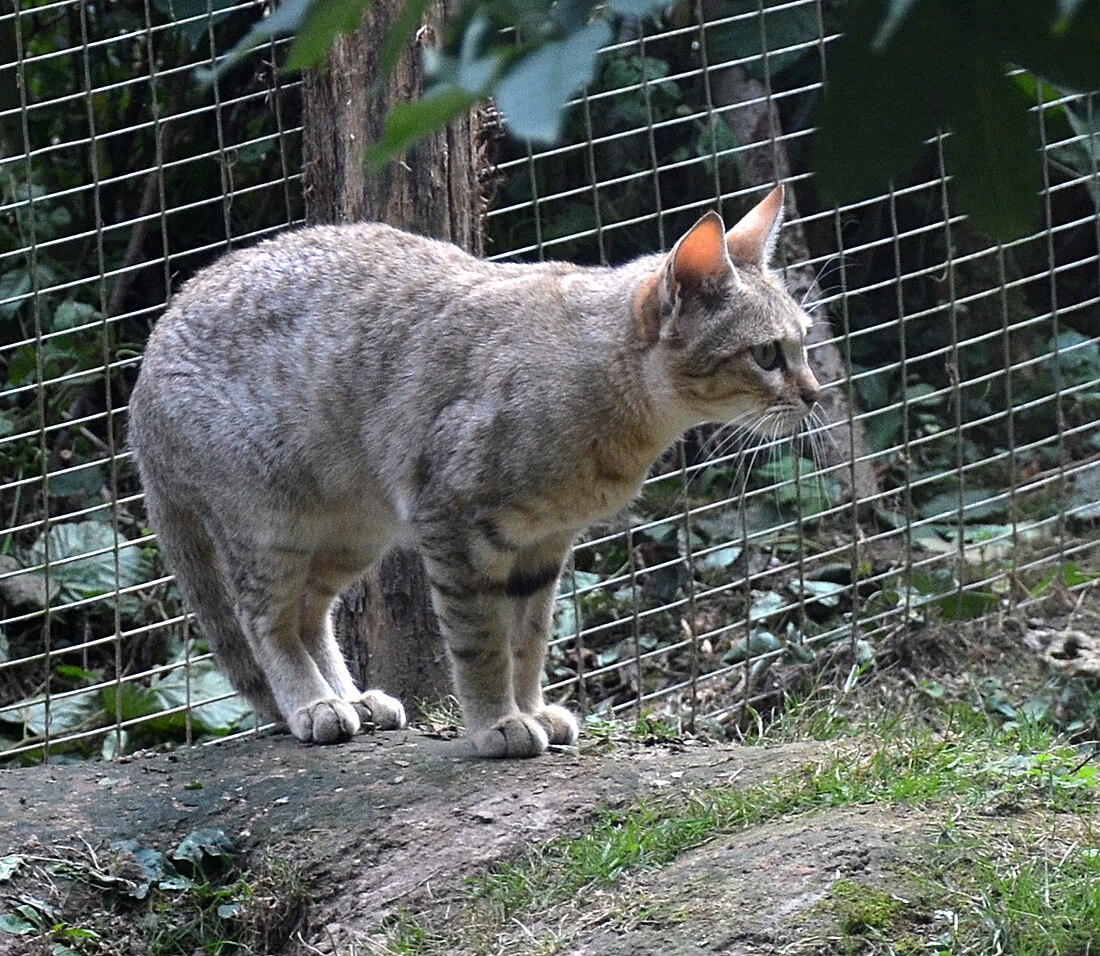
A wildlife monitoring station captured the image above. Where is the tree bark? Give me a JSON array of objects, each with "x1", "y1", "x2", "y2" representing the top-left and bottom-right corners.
[
  {"x1": 708, "y1": 64, "x2": 879, "y2": 503},
  {"x1": 301, "y1": 0, "x2": 482, "y2": 712}
]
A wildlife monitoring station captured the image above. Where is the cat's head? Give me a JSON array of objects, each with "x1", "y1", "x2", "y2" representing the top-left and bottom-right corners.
[{"x1": 633, "y1": 185, "x2": 820, "y2": 436}]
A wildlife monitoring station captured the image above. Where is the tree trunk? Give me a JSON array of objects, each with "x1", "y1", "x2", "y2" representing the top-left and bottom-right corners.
[
  {"x1": 301, "y1": 0, "x2": 483, "y2": 712},
  {"x1": 708, "y1": 63, "x2": 879, "y2": 503}
]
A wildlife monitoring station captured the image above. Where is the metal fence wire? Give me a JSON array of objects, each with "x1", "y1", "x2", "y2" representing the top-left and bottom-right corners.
[{"x1": 2, "y1": 0, "x2": 1099, "y2": 762}]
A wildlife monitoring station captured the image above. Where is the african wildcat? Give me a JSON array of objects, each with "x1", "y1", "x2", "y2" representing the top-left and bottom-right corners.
[{"x1": 128, "y1": 184, "x2": 820, "y2": 759}]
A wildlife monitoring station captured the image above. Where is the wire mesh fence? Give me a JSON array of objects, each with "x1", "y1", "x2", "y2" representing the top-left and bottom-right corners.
[
  {"x1": 1, "y1": 0, "x2": 303, "y2": 760},
  {"x1": 2, "y1": 0, "x2": 1098, "y2": 762}
]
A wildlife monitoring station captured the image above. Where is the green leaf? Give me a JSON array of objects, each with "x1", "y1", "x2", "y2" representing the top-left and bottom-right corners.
[
  {"x1": 378, "y1": 0, "x2": 435, "y2": 79},
  {"x1": 0, "y1": 271, "x2": 32, "y2": 319},
  {"x1": 48, "y1": 463, "x2": 106, "y2": 500},
  {"x1": 553, "y1": 0, "x2": 599, "y2": 32},
  {"x1": 705, "y1": 0, "x2": 819, "y2": 80},
  {"x1": 918, "y1": 488, "x2": 1006, "y2": 522},
  {"x1": 149, "y1": 660, "x2": 251, "y2": 732},
  {"x1": 172, "y1": 828, "x2": 234, "y2": 871},
  {"x1": 286, "y1": 0, "x2": 373, "y2": 71},
  {"x1": 1, "y1": 691, "x2": 102, "y2": 738},
  {"x1": 107, "y1": 840, "x2": 192, "y2": 898},
  {"x1": 1058, "y1": 0, "x2": 1089, "y2": 18},
  {"x1": 697, "y1": 544, "x2": 742, "y2": 572},
  {"x1": 789, "y1": 579, "x2": 846, "y2": 608},
  {"x1": 994, "y1": 0, "x2": 1100, "y2": 92},
  {"x1": 101, "y1": 682, "x2": 161, "y2": 724},
  {"x1": 197, "y1": 0, "x2": 312, "y2": 80},
  {"x1": 943, "y1": 56, "x2": 1041, "y2": 239},
  {"x1": 0, "y1": 856, "x2": 23, "y2": 882},
  {"x1": 0, "y1": 912, "x2": 36, "y2": 935},
  {"x1": 815, "y1": 0, "x2": 964, "y2": 206},
  {"x1": 366, "y1": 86, "x2": 480, "y2": 169},
  {"x1": 937, "y1": 589, "x2": 1000, "y2": 621},
  {"x1": 495, "y1": 21, "x2": 612, "y2": 143},
  {"x1": 28, "y1": 521, "x2": 148, "y2": 602},
  {"x1": 724, "y1": 629, "x2": 782, "y2": 664},
  {"x1": 749, "y1": 590, "x2": 785, "y2": 622},
  {"x1": 51, "y1": 300, "x2": 99, "y2": 332}
]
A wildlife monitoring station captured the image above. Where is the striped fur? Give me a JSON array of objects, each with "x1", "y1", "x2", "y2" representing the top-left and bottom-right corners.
[{"x1": 128, "y1": 186, "x2": 819, "y2": 758}]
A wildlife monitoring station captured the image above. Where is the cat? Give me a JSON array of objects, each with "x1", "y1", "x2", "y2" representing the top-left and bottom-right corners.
[{"x1": 127, "y1": 184, "x2": 821, "y2": 759}]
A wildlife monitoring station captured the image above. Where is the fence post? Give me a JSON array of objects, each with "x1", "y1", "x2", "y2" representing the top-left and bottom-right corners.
[{"x1": 300, "y1": 0, "x2": 483, "y2": 715}]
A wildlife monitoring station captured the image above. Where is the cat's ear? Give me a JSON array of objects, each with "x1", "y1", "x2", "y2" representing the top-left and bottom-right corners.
[
  {"x1": 634, "y1": 211, "x2": 734, "y2": 344},
  {"x1": 666, "y1": 211, "x2": 734, "y2": 293},
  {"x1": 725, "y1": 184, "x2": 785, "y2": 268}
]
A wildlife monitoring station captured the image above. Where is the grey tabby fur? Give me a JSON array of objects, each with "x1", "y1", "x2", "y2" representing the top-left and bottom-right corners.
[{"x1": 128, "y1": 185, "x2": 820, "y2": 758}]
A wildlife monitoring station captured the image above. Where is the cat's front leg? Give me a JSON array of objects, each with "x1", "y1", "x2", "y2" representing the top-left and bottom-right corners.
[
  {"x1": 421, "y1": 552, "x2": 549, "y2": 758},
  {"x1": 509, "y1": 567, "x2": 579, "y2": 747}
]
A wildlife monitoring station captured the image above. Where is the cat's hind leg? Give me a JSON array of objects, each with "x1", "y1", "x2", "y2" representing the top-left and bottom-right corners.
[
  {"x1": 225, "y1": 535, "x2": 362, "y2": 744},
  {"x1": 143, "y1": 492, "x2": 280, "y2": 725},
  {"x1": 298, "y1": 576, "x2": 407, "y2": 732}
]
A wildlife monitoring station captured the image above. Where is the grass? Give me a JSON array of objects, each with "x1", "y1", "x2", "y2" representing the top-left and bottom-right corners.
[
  {"x1": 920, "y1": 822, "x2": 1100, "y2": 955},
  {"x1": 361, "y1": 703, "x2": 1100, "y2": 956}
]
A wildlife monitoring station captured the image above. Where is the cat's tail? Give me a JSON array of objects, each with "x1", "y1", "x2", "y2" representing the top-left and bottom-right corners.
[{"x1": 141, "y1": 488, "x2": 280, "y2": 724}]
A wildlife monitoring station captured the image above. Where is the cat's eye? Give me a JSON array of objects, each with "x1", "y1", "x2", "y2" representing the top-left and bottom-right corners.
[{"x1": 751, "y1": 341, "x2": 783, "y2": 371}]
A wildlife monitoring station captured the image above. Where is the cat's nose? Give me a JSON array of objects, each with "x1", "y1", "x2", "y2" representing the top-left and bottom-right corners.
[{"x1": 800, "y1": 384, "x2": 820, "y2": 407}]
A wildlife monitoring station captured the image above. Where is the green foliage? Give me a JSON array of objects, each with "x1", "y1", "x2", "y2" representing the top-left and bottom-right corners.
[
  {"x1": 816, "y1": 0, "x2": 1099, "y2": 238},
  {"x1": 215, "y1": 0, "x2": 1098, "y2": 236},
  {"x1": 218, "y1": 0, "x2": 667, "y2": 162},
  {"x1": 0, "y1": 649, "x2": 252, "y2": 763},
  {"x1": 0, "y1": 834, "x2": 306, "y2": 955}
]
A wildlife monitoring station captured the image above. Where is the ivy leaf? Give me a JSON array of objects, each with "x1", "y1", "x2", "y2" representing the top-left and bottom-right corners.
[
  {"x1": 0, "y1": 856, "x2": 23, "y2": 882},
  {"x1": 0, "y1": 911, "x2": 37, "y2": 935},
  {"x1": 28, "y1": 521, "x2": 148, "y2": 603},
  {"x1": 749, "y1": 590, "x2": 785, "y2": 622},
  {"x1": 495, "y1": 21, "x2": 612, "y2": 143}
]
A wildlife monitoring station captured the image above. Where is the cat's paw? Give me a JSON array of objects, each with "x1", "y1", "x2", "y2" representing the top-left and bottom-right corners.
[
  {"x1": 350, "y1": 690, "x2": 407, "y2": 731},
  {"x1": 532, "y1": 704, "x2": 579, "y2": 746},
  {"x1": 471, "y1": 714, "x2": 549, "y2": 759},
  {"x1": 288, "y1": 699, "x2": 361, "y2": 744}
]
